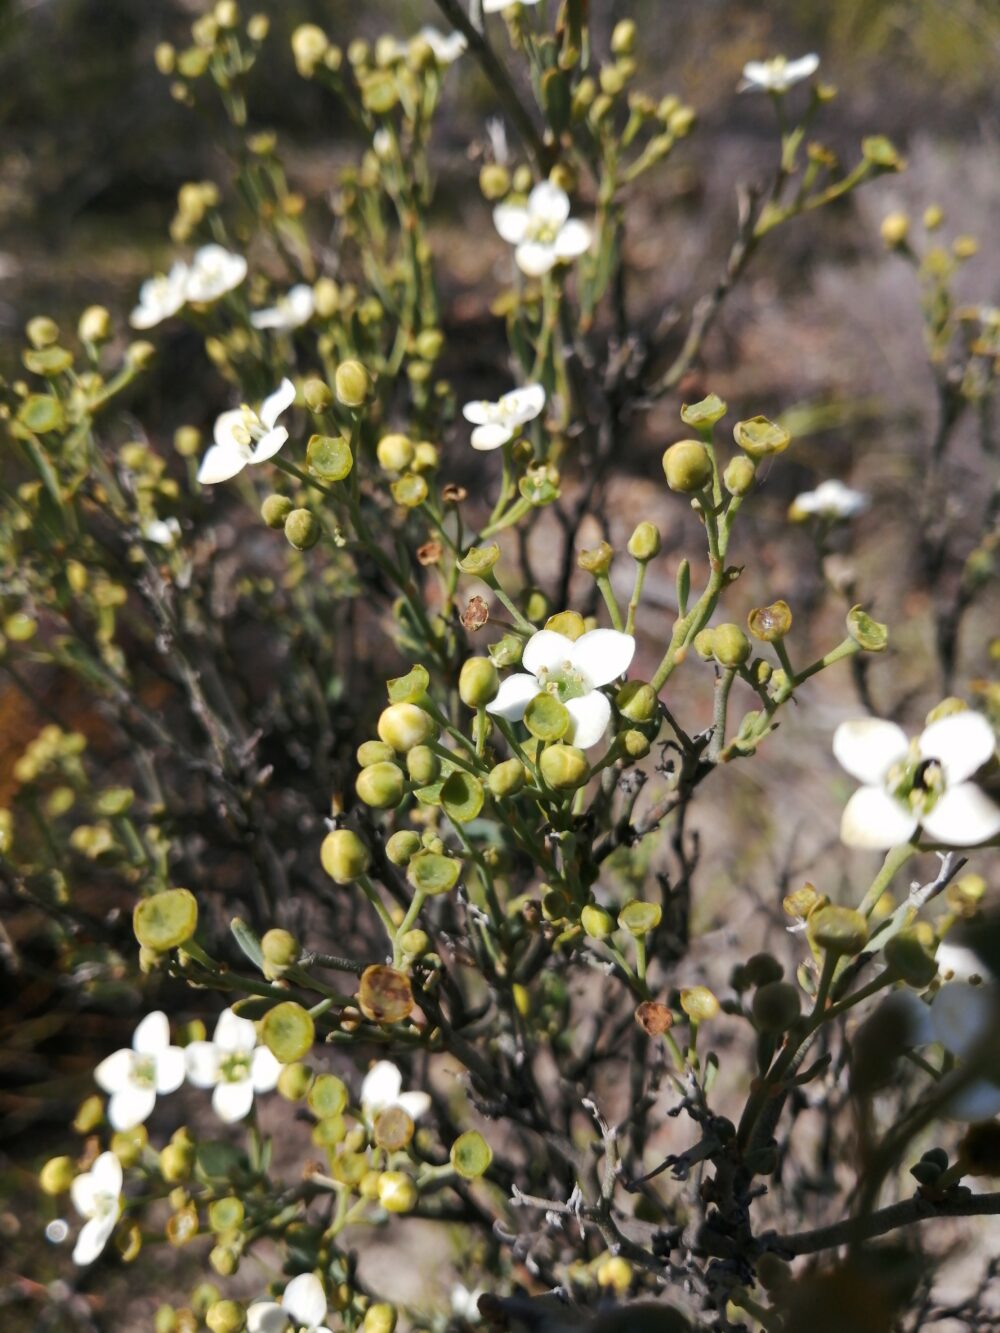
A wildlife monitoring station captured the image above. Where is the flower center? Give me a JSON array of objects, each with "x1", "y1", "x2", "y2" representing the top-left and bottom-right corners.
[
  {"x1": 234, "y1": 406, "x2": 267, "y2": 446},
  {"x1": 219, "y1": 1051, "x2": 252, "y2": 1083},
  {"x1": 886, "y1": 746, "x2": 946, "y2": 817},
  {"x1": 130, "y1": 1054, "x2": 157, "y2": 1088},
  {"x1": 526, "y1": 218, "x2": 560, "y2": 245},
  {"x1": 536, "y1": 660, "x2": 587, "y2": 703},
  {"x1": 93, "y1": 1190, "x2": 117, "y2": 1221}
]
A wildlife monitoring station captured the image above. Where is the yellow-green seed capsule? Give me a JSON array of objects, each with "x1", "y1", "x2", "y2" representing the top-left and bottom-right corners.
[
  {"x1": 334, "y1": 358, "x2": 371, "y2": 408},
  {"x1": 160, "y1": 1141, "x2": 195, "y2": 1183},
  {"x1": 111, "y1": 1125, "x2": 148, "y2": 1167},
  {"x1": 618, "y1": 900, "x2": 662, "y2": 936},
  {"x1": 680, "y1": 985, "x2": 720, "y2": 1022},
  {"x1": 291, "y1": 23, "x2": 329, "y2": 77},
  {"x1": 578, "y1": 541, "x2": 614, "y2": 575},
  {"x1": 544, "y1": 610, "x2": 586, "y2": 640},
  {"x1": 406, "y1": 745, "x2": 440, "y2": 785},
  {"x1": 459, "y1": 657, "x2": 500, "y2": 708},
  {"x1": 611, "y1": 18, "x2": 636, "y2": 54},
  {"x1": 385, "y1": 830, "x2": 422, "y2": 865},
  {"x1": 205, "y1": 1300, "x2": 245, "y2": 1333},
  {"x1": 723, "y1": 455, "x2": 755, "y2": 496},
  {"x1": 284, "y1": 509, "x2": 321, "y2": 550},
  {"x1": 692, "y1": 629, "x2": 716, "y2": 661},
  {"x1": 357, "y1": 740, "x2": 394, "y2": 767},
  {"x1": 450, "y1": 1130, "x2": 493, "y2": 1179},
  {"x1": 321, "y1": 829, "x2": 371, "y2": 882},
  {"x1": 261, "y1": 928, "x2": 299, "y2": 976},
  {"x1": 79, "y1": 305, "x2": 112, "y2": 343},
  {"x1": 662, "y1": 439, "x2": 713, "y2": 493},
  {"x1": 302, "y1": 378, "x2": 333, "y2": 412},
  {"x1": 808, "y1": 905, "x2": 869, "y2": 957},
  {"x1": 733, "y1": 416, "x2": 790, "y2": 460},
  {"x1": 277, "y1": 1062, "x2": 313, "y2": 1101},
  {"x1": 377, "y1": 703, "x2": 436, "y2": 753},
  {"x1": 488, "y1": 758, "x2": 527, "y2": 799},
  {"x1": 713, "y1": 624, "x2": 751, "y2": 668},
  {"x1": 581, "y1": 904, "x2": 615, "y2": 940},
  {"x1": 355, "y1": 761, "x2": 406, "y2": 809},
  {"x1": 362, "y1": 1303, "x2": 398, "y2": 1333},
  {"x1": 479, "y1": 163, "x2": 510, "y2": 199},
  {"x1": 133, "y1": 888, "x2": 198, "y2": 953},
  {"x1": 681, "y1": 393, "x2": 727, "y2": 428},
  {"x1": 884, "y1": 930, "x2": 938, "y2": 988},
  {"x1": 627, "y1": 521, "x2": 661, "y2": 561},
  {"x1": 752, "y1": 981, "x2": 801, "y2": 1033},
  {"x1": 26, "y1": 316, "x2": 59, "y2": 349},
  {"x1": 539, "y1": 744, "x2": 589, "y2": 790},
  {"x1": 747, "y1": 601, "x2": 792, "y2": 643},
  {"x1": 261, "y1": 1001, "x2": 314, "y2": 1062},
  {"x1": 617, "y1": 680, "x2": 657, "y2": 723}
]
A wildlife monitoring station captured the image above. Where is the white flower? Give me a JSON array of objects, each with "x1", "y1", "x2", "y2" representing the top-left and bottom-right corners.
[
  {"x1": 185, "y1": 244, "x2": 248, "y2": 304},
  {"x1": 834, "y1": 711, "x2": 1000, "y2": 850},
  {"x1": 452, "y1": 1284, "x2": 485, "y2": 1320},
  {"x1": 486, "y1": 117, "x2": 509, "y2": 166},
  {"x1": 141, "y1": 515, "x2": 182, "y2": 547},
  {"x1": 247, "y1": 1273, "x2": 334, "y2": 1333},
  {"x1": 791, "y1": 478, "x2": 868, "y2": 521},
  {"x1": 462, "y1": 383, "x2": 545, "y2": 450},
  {"x1": 129, "y1": 262, "x2": 189, "y2": 330},
  {"x1": 372, "y1": 128, "x2": 393, "y2": 159},
  {"x1": 739, "y1": 53, "x2": 820, "y2": 94},
  {"x1": 493, "y1": 181, "x2": 592, "y2": 277},
  {"x1": 71, "y1": 1151, "x2": 122, "y2": 1265},
  {"x1": 484, "y1": 0, "x2": 541, "y2": 10},
  {"x1": 487, "y1": 628, "x2": 636, "y2": 749},
  {"x1": 197, "y1": 378, "x2": 296, "y2": 485},
  {"x1": 935, "y1": 940, "x2": 988, "y2": 984},
  {"x1": 360, "y1": 1059, "x2": 432, "y2": 1120},
  {"x1": 417, "y1": 25, "x2": 467, "y2": 63},
  {"x1": 250, "y1": 284, "x2": 316, "y2": 331},
  {"x1": 888, "y1": 984, "x2": 1000, "y2": 1121},
  {"x1": 94, "y1": 1011, "x2": 185, "y2": 1131},
  {"x1": 185, "y1": 1007, "x2": 282, "y2": 1122}
]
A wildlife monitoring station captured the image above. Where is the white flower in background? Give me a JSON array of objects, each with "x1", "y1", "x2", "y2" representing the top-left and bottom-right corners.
[
  {"x1": 462, "y1": 383, "x2": 545, "y2": 450},
  {"x1": 129, "y1": 262, "x2": 190, "y2": 330},
  {"x1": 790, "y1": 478, "x2": 868, "y2": 521},
  {"x1": 361, "y1": 1060, "x2": 431, "y2": 1119},
  {"x1": 197, "y1": 378, "x2": 296, "y2": 485},
  {"x1": 487, "y1": 628, "x2": 636, "y2": 749},
  {"x1": 250, "y1": 284, "x2": 316, "y2": 331},
  {"x1": 452, "y1": 1284, "x2": 485, "y2": 1321},
  {"x1": 484, "y1": 0, "x2": 541, "y2": 10},
  {"x1": 417, "y1": 26, "x2": 467, "y2": 63},
  {"x1": 887, "y1": 983, "x2": 1000, "y2": 1121},
  {"x1": 185, "y1": 1007, "x2": 282, "y2": 1122},
  {"x1": 935, "y1": 940, "x2": 988, "y2": 983},
  {"x1": 247, "y1": 1273, "x2": 334, "y2": 1333},
  {"x1": 185, "y1": 243, "x2": 248, "y2": 303},
  {"x1": 486, "y1": 116, "x2": 509, "y2": 166},
  {"x1": 70, "y1": 1151, "x2": 122, "y2": 1265},
  {"x1": 493, "y1": 181, "x2": 592, "y2": 277},
  {"x1": 372, "y1": 128, "x2": 393, "y2": 159},
  {"x1": 94, "y1": 1011, "x2": 185, "y2": 1131},
  {"x1": 833, "y1": 711, "x2": 1000, "y2": 850},
  {"x1": 141, "y1": 515, "x2": 182, "y2": 547},
  {"x1": 739, "y1": 53, "x2": 820, "y2": 94}
]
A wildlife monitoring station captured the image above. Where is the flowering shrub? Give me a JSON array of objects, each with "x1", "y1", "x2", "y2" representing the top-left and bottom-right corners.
[{"x1": 6, "y1": 3, "x2": 1000, "y2": 1331}]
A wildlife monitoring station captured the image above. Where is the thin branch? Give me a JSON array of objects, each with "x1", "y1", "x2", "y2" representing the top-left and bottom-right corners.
[{"x1": 761, "y1": 1190, "x2": 1000, "y2": 1257}]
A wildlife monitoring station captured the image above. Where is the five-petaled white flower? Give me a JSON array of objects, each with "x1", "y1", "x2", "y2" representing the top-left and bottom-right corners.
[
  {"x1": 739, "y1": 54, "x2": 820, "y2": 94},
  {"x1": 130, "y1": 262, "x2": 190, "y2": 330},
  {"x1": 71, "y1": 1151, "x2": 123, "y2": 1265},
  {"x1": 185, "y1": 243, "x2": 248, "y2": 304},
  {"x1": 197, "y1": 378, "x2": 296, "y2": 485},
  {"x1": 250, "y1": 284, "x2": 316, "y2": 331},
  {"x1": 94, "y1": 1011, "x2": 185, "y2": 1131},
  {"x1": 493, "y1": 181, "x2": 592, "y2": 278},
  {"x1": 247, "y1": 1273, "x2": 334, "y2": 1333},
  {"x1": 185, "y1": 1007, "x2": 283, "y2": 1122},
  {"x1": 141, "y1": 515, "x2": 182, "y2": 547},
  {"x1": 484, "y1": 0, "x2": 541, "y2": 10},
  {"x1": 884, "y1": 982, "x2": 1000, "y2": 1121},
  {"x1": 462, "y1": 383, "x2": 545, "y2": 450},
  {"x1": 487, "y1": 628, "x2": 636, "y2": 749},
  {"x1": 833, "y1": 711, "x2": 1000, "y2": 850},
  {"x1": 360, "y1": 1060, "x2": 432, "y2": 1120},
  {"x1": 790, "y1": 478, "x2": 868, "y2": 522},
  {"x1": 385, "y1": 27, "x2": 467, "y2": 64}
]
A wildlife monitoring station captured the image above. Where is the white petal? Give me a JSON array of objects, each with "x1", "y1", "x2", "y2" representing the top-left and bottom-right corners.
[
  {"x1": 247, "y1": 1303, "x2": 290, "y2": 1333},
  {"x1": 94, "y1": 1048, "x2": 133, "y2": 1095},
  {"x1": 213, "y1": 1078, "x2": 255, "y2": 1123},
  {"x1": 250, "y1": 306, "x2": 283, "y2": 330},
  {"x1": 570, "y1": 629, "x2": 636, "y2": 689},
  {"x1": 935, "y1": 942, "x2": 988, "y2": 984},
  {"x1": 947, "y1": 1078, "x2": 1000, "y2": 1122},
  {"x1": 155, "y1": 1046, "x2": 187, "y2": 1095},
  {"x1": 786, "y1": 53, "x2": 820, "y2": 81},
  {"x1": 361, "y1": 1060, "x2": 403, "y2": 1112},
  {"x1": 462, "y1": 400, "x2": 495, "y2": 426},
  {"x1": 397, "y1": 1090, "x2": 432, "y2": 1119},
  {"x1": 832, "y1": 719, "x2": 910, "y2": 785},
  {"x1": 500, "y1": 383, "x2": 545, "y2": 423},
  {"x1": 840, "y1": 786, "x2": 919, "y2": 850},
  {"x1": 198, "y1": 442, "x2": 250, "y2": 485},
  {"x1": 185, "y1": 1040, "x2": 220, "y2": 1088},
  {"x1": 249, "y1": 427, "x2": 288, "y2": 465},
  {"x1": 522, "y1": 630, "x2": 576, "y2": 677},
  {"x1": 553, "y1": 219, "x2": 592, "y2": 261},
  {"x1": 71, "y1": 1171, "x2": 98, "y2": 1220},
  {"x1": 214, "y1": 1008, "x2": 258, "y2": 1054},
  {"x1": 73, "y1": 1214, "x2": 115, "y2": 1266},
  {"x1": 493, "y1": 203, "x2": 530, "y2": 245},
  {"x1": 90, "y1": 1152, "x2": 123, "y2": 1199},
  {"x1": 527, "y1": 180, "x2": 570, "y2": 229},
  {"x1": 485, "y1": 673, "x2": 541, "y2": 723},
  {"x1": 133, "y1": 1011, "x2": 170, "y2": 1055},
  {"x1": 260, "y1": 378, "x2": 296, "y2": 430},
  {"x1": 514, "y1": 241, "x2": 556, "y2": 277},
  {"x1": 565, "y1": 692, "x2": 611, "y2": 749},
  {"x1": 251, "y1": 1044, "x2": 282, "y2": 1092},
  {"x1": 919, "y1": 712, "x2": 996, "y2": 785},
  {"x1": 740, "y1": 61, "x2": 770, "y2": 90},
  {"x1": 108, "y1": 1085, "x2": 157, "y2": 1132},
  {"x1": 283, "y1": 1274, "x2": 327, "y2": 1329},
  {"x1": 470, "y1": 422, "x2": 512, "y2": 450},
  {"x1": 930, "y1": 982, "x2": 998, "y2": 1059},
  {"x1": 920, "y1": 784, "x2": 1000, "y2": 847},
  {"x1": 287, "y1": 285, "x2": 316, "y2": 324}
]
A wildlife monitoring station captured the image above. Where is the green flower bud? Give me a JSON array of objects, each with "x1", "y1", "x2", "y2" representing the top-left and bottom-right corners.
[
  {"x1": 862, "y1": 135, "x2": 902, "y2": 170},
  {"x1": 301, "y1": 378, "x2": 332, "y2": 413},
  {"x1": 617, "y1": 680, "x2": 657, "y2": 723},
  {"x1": 740, "y1": 952, "x2": 784, "y2": 988},
  {"x1": 489, "y1": 634, "x2": 524, "y2": 667},
  {"x1": 404, "y1": 745, "x2": 438, "y2": 785},
  {"x1": 40, "y1": 1156, "x2": 75, "y2": 1195},
  {"x1": 357, "y1": 749, "x2": 403, "y2": 803},
  {"x1": 748, "y1": 600, "x2": 792, "y2": 642},
  {"x1": 321, "y1": 829, "x2": 371, "y2": 882},
  {"x1": 308, "y1": 1073, "x2": 349, "y2": 1119},
  {"x1": 357, "y1": 740, "x2": 395, "y2": 767},
  {"x1": 618, "y1": 900, "x2": 662, "y2": 937},
  {"x1": 208, "y1": 1197, "x2": 244, "y2": 1233},
  {"x1": 306, "y1": 434, "x2": 353, "y2": 482},
  {"x1": 488, "y1": 757, "x2": 527, "y2": 799},
  {"x1": 134, "y1": 888, "x2": 198, "y2": 953},
  {"x1": 79, "y1": 305, "x2": 112, "y2": 344},
  {"x1": 723, "y1": 456, "x2": 755, "y2": 496},
  {"x1": 126, "y1": 341, "x2": 156, "y2": 371},
  {"x1": 261, "y1": 928, "x2": 299, "y2": 976},
  {"x1": 681, "y1": 393, "x2": 727, "y2": 428},
  {"x1": 441, "y1": 771, "x2": 485, "y2": 823},
  {"x1": 386, "y1": 830, "x2": 422, "y2": 866},
  {"x1": 111, "y1": 1125, "x2": 148, "y2": 1167},
  {"x1": 284, "y1": 509, "x2": 321, "y2": 551},
  {"x1": 783, "y1": 883, "x2": 821, "y2": 919},
  {"x1": 412, "y1": 441, "x2": 439, "y2": 472},
  {"x1": 539, "y1": 744, "x2": 589, "y2": 790},
  {"x1": 712, "y1": 623, "x2": 751, "y2": 667},
  {"x1": 479, "y1": 163, "x2": 511, "y2": 199},
  {"x1": 692, "y1": 629, "x2": 716, "y2": 661},
  {"x1": 362, "y1": 1303, "x2": 398, "y2": 1333},
  {"x1": 450, "y1": 1130, "x2": 493, "y2": 1180},
  {"x1": 377, "y1": 1170, "x2": 417, "y2": 1213},
  {"x1": 26, "y1": 316, "x2": 60, "y2": 349},
  {"x1": 459, "y1": 657, "x2": 500, "y2": 707},
  {"x1": 361, "y1": 71, "x2": 399, "y2": 114},
  {"x1": 277, "y1": 1062, "x2": 313, "y2": 1101},
  {"x1": 884, "y1": 930, "x2": 938, "y2": 988},
  {"x1": 752, "y1": 981, "x2": 801, "y2": 1033},
  {"x1": 174, "y1": 425, "x2": 201, "y2": 457},
  {"x1": 733, "y1": 415, "x2": 790, "y2": 460},
  {"x1": 627, "y1": 521, "x2": 661, "y2": 561},
  {"x1": 622, "y1": 729, "x2": 650, "y2": 759},
  {"x1": 662, "y1": 439, "x2": 713, "y2": 493},
  {"x1": 261, "y1": 494, "x2": 293, "y2": 529},
  {"x1": 524, "y1": 693, "x2": 569, "y2": 742},
  {"x1": 334, "y1": 358, "x2": 372, "y2": 408},
  {"x1": 206, "y1": 1300, "x2": 245, "y2": 1333},
  {"x1": 376, "y1": 433, "x2": 414, "y2": 472},
  {"x1": 292, "y1": 23, "x2": 329, "y2": 77},
  {"x1": 378, "y1": 703, "x2": 436, "y2": 753},
  {"x1": 73, "y1": 1094, "x2": 104, "y2": 1134},
  {"x1": 261, "y1": 1001, "x2": 314, "y2": 1062},
  {"x1": 160, "y1": 1141, "x2": 195, "y2": 1183},
  {"x1": 399, "y1": 928, "x2": 429, "y2": 957},
  {"x1": 544, "y1": 610, "x2": 586, "y2": 640},
  {"x1": 581, "y1": 904, "x2": 615, "y2": 940},
  {"x1": 610, "y1": 18, "x2": 636, "y2": 54},
  {"x1": 679, "y1": 985, "x2": 719, "y2": 1022},
  {"x1": 808, "y1": 905, "x2": 868, "y2": 957},
  {"x1": 407, "y1": 851, "x2": 460, "y2": 896},
  {"x1": 846, "y1": 605, "x2": 889, "y2": 653},
  {"x1": 578, "y1": 541, "x2": 614, "y2": 576}
]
